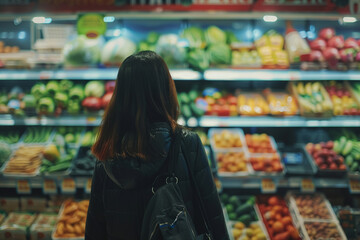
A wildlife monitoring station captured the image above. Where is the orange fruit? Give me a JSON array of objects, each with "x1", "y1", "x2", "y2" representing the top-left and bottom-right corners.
[{"x1": 272, "y1": 221, "x2": 284, "y2": 234}]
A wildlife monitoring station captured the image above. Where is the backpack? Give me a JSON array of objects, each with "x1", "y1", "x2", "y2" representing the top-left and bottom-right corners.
[{"x1": 140, "y1": 129, "x2": 213, "y2": 240}]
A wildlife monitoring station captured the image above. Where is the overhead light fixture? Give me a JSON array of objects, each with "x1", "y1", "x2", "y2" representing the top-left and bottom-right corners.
[
  {"x1": 342, "y1": 17, "x2": 357, "y2": 23},
  {"x1": 263, "y1": 15, "x2": 278, "y2": 22},
  {"x1": 103, "y1": 16, "x2": 115, "y2": 23},
  {"x1": 32, "y1": 17, "x2": 52, "y2": 24}
]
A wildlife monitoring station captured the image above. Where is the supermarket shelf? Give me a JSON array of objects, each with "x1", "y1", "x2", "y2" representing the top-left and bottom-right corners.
[
  {"x1": 204, "y1": 69, "x2": 360, "y2": 81},
  {"x1": 1, "y1": 115, "x2": 360, "y2": 127},
  {"x1": 1, "y1": 69, "x2": 360, "y2": 81},
  {"x1": 0, "y1": 176, "x2": 91, "y2": 189},
  {"x1": 0, "y1": 69, "x2": 202, "y2": 81},
  {"x1": 220, "y1": 176, "x2": 350, "y2": 189},
  {"x1": 197, "y1": 116, "x2": 360, "y2": 127}
]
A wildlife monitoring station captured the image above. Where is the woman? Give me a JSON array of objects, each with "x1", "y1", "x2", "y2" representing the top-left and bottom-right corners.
[{"x1": 85, "y1": 51, "x2": 229, "y2": 240}]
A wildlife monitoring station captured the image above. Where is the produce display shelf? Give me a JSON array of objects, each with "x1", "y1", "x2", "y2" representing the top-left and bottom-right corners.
[
  {"x1": 0, "y1": 175, "x2": 352, "y2": 190},
  {"x1": 204, "y1": 69, "x2": 360, "y2": 81},
  {"x1": 197, "y1": 116, "x2": 360, "y2": 128},
  {"x1": 0, "y1": 69, "x2": 202, "y2": 81},
  {"x1": 0, "y1": 69, "x2": 360, "y2": 81},
  {"x1": 220, "y1": 176, "x2": 350, "y2": 189},
  {"x1": 1, "y1": 115, "x2": 360, "y2": 127}
]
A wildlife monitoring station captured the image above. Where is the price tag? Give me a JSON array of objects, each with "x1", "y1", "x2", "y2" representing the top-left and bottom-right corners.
[
  {"x1": 43, "y1": 179, "x2": 57, "y2": 194},
  {"x1": 261, "y1": 178, "x2": 276, "y2": 193},
  {"x1": 17, "y1": 180, "x2": 31, "y2": 194},
  {"x1": 85, "y1": 178, "x2": 92, "y2": 194},
  {"x1": 39, "y1": 71, "x2": 52, "y2": 79},
  {"x1": 301, "y1": 178, "x2": 315, "y2": 193},
  {"x1": 61, "y1": 178, "x2": 76, "y2": 194},
  {"x1": 86, "y1": 117, "x2": 97, "y2": 124},
  {"x1": 289, "y1": 71, "x2": 300, "y2": 81},
  {"x1": 349, "y1": 179, "x2": 360, "y2": 194}
]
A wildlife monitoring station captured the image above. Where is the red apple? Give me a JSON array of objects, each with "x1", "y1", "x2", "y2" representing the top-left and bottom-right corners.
[
  {"x1": 329, "y1": 163, "x2": 337, "y2": 170},
  {"x1": 319, "y1": 28, "x2": 335, "y2": 40},
  {"x1": 328, "y1": 36, "x2": 345, "y2": 49}
]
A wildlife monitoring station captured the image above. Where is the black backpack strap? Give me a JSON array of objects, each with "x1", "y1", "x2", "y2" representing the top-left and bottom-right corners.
[{"x1": 181, "y1": 136, "x2": 213, "y2": 239}]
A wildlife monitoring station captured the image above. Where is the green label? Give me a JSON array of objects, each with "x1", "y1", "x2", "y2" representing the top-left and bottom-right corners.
[{"x1": 77, "y1": 13, "x2": 106, "y2": 39}]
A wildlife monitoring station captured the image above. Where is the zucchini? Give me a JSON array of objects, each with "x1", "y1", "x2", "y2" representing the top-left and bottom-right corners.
[
  {"x1": 235, "y1": 203, "x2": 253, "y2": 216},
  {"x1": 47, "y1": 162, "x2": 71, "y2": 173}
]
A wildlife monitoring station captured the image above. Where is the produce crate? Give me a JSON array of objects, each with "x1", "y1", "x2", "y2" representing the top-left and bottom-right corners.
[
  {"x1": 52, "y1": 199, "x2": 89, "y2": 240},
  {"x1": 249, "y1": 153, "x2": 285, "y2": 176},
  {"x1": 215, "y1": 150, "x2": 253, "y2": 177},
  {"x1": 0, "y1": 212, "x2": 37, "y2": 240},
  {"x1": 237, "y1": 93, "x2": 270, "y2": 116},
  {"x1": 30, "y1": 213, "x2": 58, "y2": 240},
  {"x1": 255, "y1": 195, "x2": 301, "y2": 240},
  {"x1": 303, "y1": 144, "x2": 348, "y2": 177},
  {"x1": 204, "y1": 146, "x2": 218, "y2": 174},
  {"x1": 286, "y1": 192, "x2": 338, "y2": 222},
  {"x1": 70, "y1": 147, "x2": 96, "y2": 176},
  {"x1": 230, "y1": 220, "x2": 270, "y2": 240},
  {"x1": 209, "y1": 128, "x2": 247, "y2": 153},
  {"x1": 299, "y1": 220, "x2": 347, "y2": 240},
  {"x1": 279, "y1": 145, "x2": 317, "y2": 176},
  {"x1": 1, "y1": 144, "x2": 46, "y2": 177},
  {"x1": 289, "y1": 82, "x2": 333, "y2": 118}
]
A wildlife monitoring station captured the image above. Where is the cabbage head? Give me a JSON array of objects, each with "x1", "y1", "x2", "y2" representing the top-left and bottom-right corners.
[
  {"x1": 101, "y1": 37, "x2": 136, "y2": 65},
  {"x1": 155, "y1": 34, "x2": 186, "y2": 67},
  {"x1": 205, "y1": 26, "x2": 226, "y2": 45},
  {"x1": 182, "y1": 27, "x2": 205, "y2": 49},
  {"x1": 207, "y1": 43, "x2": 231, "y2": 65},
  {"x1": 63, "y1": 35, "x2": 103, "y2": 67}
]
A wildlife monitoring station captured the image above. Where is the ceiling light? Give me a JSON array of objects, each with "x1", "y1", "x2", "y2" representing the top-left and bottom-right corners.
[
  {"x1": 103, "y1": 16, "x2": 115, "y2": 23},
  {"x1": 32, "y1": 17, "x2": 52, "y2": 24},
  {"x1": 263, "y1": 15, "x2": 278, "y2": 22},
  {"x1": 342, "y1": 17, "x2": 357, "y2": 23}
]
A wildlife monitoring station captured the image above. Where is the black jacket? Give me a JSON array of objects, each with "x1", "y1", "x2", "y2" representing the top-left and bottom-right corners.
[{"x1": 85, "y1": 123, "x2": 229, "y2": 240}]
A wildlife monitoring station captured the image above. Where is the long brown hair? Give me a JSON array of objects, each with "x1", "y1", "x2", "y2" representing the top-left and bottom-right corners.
[{"x1": 92, "y1": 51, "x2": 180, "y2": 161}]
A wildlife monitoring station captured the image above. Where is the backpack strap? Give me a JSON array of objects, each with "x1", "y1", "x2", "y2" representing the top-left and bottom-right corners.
[{"x1": 181, "y1": 136, "x2": 213, "y2": 240}]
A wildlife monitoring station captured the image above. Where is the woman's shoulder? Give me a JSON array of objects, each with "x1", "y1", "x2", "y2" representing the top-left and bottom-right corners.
[{"x1": 179, "y1": 127, "x2": 201, "y2": 148}]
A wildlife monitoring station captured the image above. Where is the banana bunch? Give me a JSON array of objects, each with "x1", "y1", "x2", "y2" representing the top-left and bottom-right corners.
[{"x1": 296, "y1": 82, "x2": 332, "y2": 115}]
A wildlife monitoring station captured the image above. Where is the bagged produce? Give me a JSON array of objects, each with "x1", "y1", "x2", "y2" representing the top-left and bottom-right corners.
[
  {"x1": 63, "y1": 35, "x2": 103, "y2": 67},
  {"x1": 207, "y1": 43, "x2": 231, "y2": 65},
  {"x1": 101, "y1": 37, "x2": 136, "y2": 65},
  {"x1": 285, "y1": 21, "x2": 310, "y2": 63}
]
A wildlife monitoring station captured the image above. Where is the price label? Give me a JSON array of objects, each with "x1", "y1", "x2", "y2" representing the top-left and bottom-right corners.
[
  {"x1": 301, "y1": 178, "x2": 315, "y2": 193},
  {"x1": 17, "y1": 180, "x2": 31, "y2": 194},
  {"x1": 349, "y1": 179, "x2": 360, "y2": 194},
  {"x1": 39, "y1": 71, "x2": 52, "y2": 79},
  {"x1": 61, "y1": 178, "x2": 76, "y2": 194},
  {"x1": 86, "y1": 117, "x2": 97, "y2": 124},
  {"x1": 261, "y1": 178, "x2": 276, "y2": 193},
  {"x1": 43, "y1": 179, "x2": 57, "y2": 194},
  {"x1": 289, "y1": 71, "x2": 300, "y2": 81},
  {"x1": 85, "y1": 178, "x2": 92, "y2": 194}
]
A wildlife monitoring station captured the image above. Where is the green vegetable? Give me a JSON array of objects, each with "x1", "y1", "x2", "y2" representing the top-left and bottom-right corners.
[
  {"x1": 31, "y1": 83, "x2": 46, "y2": 100},
  {"x1": 182, "y1": 27, "x2": 205, "y2": 49},
  {"x1": 69, "y1": 85, "x2": 84, "y2": 101},
  {"x1": 47, "y1": 161, "x2": 71, "y2": 173},
  {"x1": 55, "y1": 92, "x2": 68, "y2": 108},
  {"x1": 59, "y1": 80, "x2": 74, "y2": 92},
  {"x1": 65, "y1": 133, "x2": 76, "y2": 143},
  {"x1": 226, "y1": 31, "x2": 239, "y2": 45},
  {"x1": 205, "y1": 26, "x2": 226, "y2": 45},
  {"x1": 228, "y1": 213, "x2": 237, "y2": 221},
  {"x1": 235, "y1": 203, "x2": 253, "y2": 216},
  {"x1": 237, "y1": 214, "x2": 252, "y2": 226},
  {"x1": 333, "y1": 140, "x2": 340, "y2": 154},
  {"x1": 346, "y1": 155, "x2": 354, "y2": 166},
  {"x1": 37, "y1": 97, "x2": 55, "y2": 115},
  {"x1": 42, "y1": 159, "x2": 53, "y2": 167},
  {"x1": 147, "y1": 32, "x2": 160, "y2": 45},
  {"x1": 188, "y1": 90, "x2": 198, "y2": 101},
  {"x1": 337, "y1": 136, "x2": 347, "y2": 154},
  {"x1": 85, "y1": 81, "x2": 105, "y2": 98},
  {"x1": 155, "y1": 34, "x2": 186, "y2": 67},
  {"x1": 207, "y1": 43, "x2": 231, "y2": 65},
  {"x1": 220, "y1": 193, "x2": 229, "y2": 204},
  {"x1": 187, "y1": 48, "x2": 209, "y2": 72},
  {"x1": 342, "y1": 140, "x2": 353, "y2": 156},
  {"x1": 225, "y1": 204, "x2": 234, "y2": 213},
  {"x1": 246, "y1": 196, "x2": 256, "y2": 205},
  {"x1": 63, "y1": 35, "x2": 102, "y2": 66},
  {"x1": 46, "y1": 81, "x2": 59, "y2": 97},
  {"x1": 179, "y1": 92, "x2": 190, "y2": 104},
  {"x1": 351, "y1": 162, "x2": 359, "y2": 172},
  {"x1": 23, "y1": 95, "x2": 36, "y2": 108},
  {"x1": 228, "y1": 196, "x2": 240, "y2": 207},
  {"x1": 182, "y1": 104, "x2": 192, "y2": 118},
  {"x1": 0, "y1": 141, "x2": 11, "y2": 166},
  {"x1": 67, "y1": 99, "x2": 81, "y2": 115},
  {"x1": 101, "y1": 37, "x2": 136, "y2": 64},
  {"x1": 190, "y1": 102, "x2": 204, "y2": 117},
  {"x1": 138, "y1": 41, "x2": 152, "y2": 52}
]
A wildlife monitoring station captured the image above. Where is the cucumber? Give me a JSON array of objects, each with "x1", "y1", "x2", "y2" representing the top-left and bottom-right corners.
[
  {"x1": 179, "y1": 92, "x2": 190, "y2": 104},
  {"x1": 182, "y1": 105, "x2": 192, "y2": 118},
  {"x1": 235, "y1": 203, "x2": 253, "y2": 216},
  {"x1": 190, "y1": 102, "x2": 204, "y2": 117},
  {"x1": 42, "y1": 159, "x2": 53, "y2": 167},
  {"x1": 346, "y1": 155, "x2": 354, "y2": 166},
  {"x1": 47, "y1": 162, "x2": 71, "y2": 173},
  {"x1": 237, "y1": 214, "x2": 252, "y2": 226},
  {"x1": 351, "y1": 162, "x2": 359, "y2": 172},
  {"x1": 188, "y1": 90, "x2": 198, "y2": 101}
]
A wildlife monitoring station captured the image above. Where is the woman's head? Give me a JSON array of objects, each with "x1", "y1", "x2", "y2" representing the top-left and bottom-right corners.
[{"x1": 92, "y1": 51, "x2": 179, "y2": 161}]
